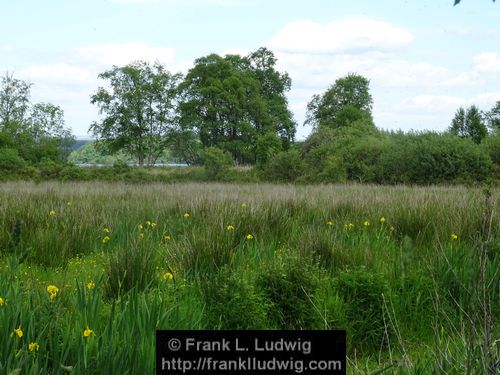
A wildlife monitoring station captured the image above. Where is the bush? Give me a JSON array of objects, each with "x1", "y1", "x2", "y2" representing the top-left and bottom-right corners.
[
  {"x1": 112, "y1": 160, "x2": 131, "y2": 174},
  {"x1": 0, "y1": 147, "x2": 26, "y2": 173},
  {"x1": 203, "y1": 147, "x2": 233, "y2": 180},
  {"x1": 264, "y1": 149, "x2": 305, "y2": 182},
  {"x1": 59, "y1": 164, "x2": 88, "y2": 181},
  {"x1": 376, "y1": 132, "x2": 493, "y2": 184}
]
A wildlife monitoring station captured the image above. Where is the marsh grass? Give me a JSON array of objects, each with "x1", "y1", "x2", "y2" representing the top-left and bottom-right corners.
[{"x1": 0, "y1": 181, "x2": 498, "y2": 373}]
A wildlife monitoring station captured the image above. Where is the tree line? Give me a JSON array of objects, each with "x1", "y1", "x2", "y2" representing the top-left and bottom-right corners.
[{"x1": 0, "y1": 47, "x2": 499, "y2": 184}]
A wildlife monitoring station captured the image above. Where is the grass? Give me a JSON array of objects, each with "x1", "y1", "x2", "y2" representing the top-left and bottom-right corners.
[{"x1": 0, "y1": 181, "x2": 498, "y2": 374}]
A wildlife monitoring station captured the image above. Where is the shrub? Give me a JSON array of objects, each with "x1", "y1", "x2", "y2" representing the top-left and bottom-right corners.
[
  {"x1": 0, "y1": 147, "x2": 26, "y2": 173},
  {"x1": 264, "y1": 149, "x2": 305, "y2": 182},
  {"x1": 203, "y1": 147, "x2": 233, "y2": 180}
]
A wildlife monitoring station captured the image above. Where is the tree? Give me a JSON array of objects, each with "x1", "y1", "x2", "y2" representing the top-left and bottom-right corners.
[
  {"x1": 90, "y1": 61, "x2": 182, "y2": 166},
  {"x1": 305, "y1": 73, "x2": 374, "y2": 130},
  {"x1": 0, "y1": 73, "x2": 74, "y2": 162},
  {"x1": 485, "y1": 101, "x2": 500, "y2": 133},
  {"x1": 449, "y1": 105, "x2": 487, "y2": 144},
  {"x1": 0, "y1": 73, "x2": 31, "y2": 134},
  {"x1": 178, "y1": 48, "x2": 295, "y2": 164}
]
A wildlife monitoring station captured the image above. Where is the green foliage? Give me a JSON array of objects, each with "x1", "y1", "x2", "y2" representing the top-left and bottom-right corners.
[
  {"x1": 202, "y1": 147, "x2": 233, "y2": 180},
  {"x1": 202, "y1": 266, "x2": 268, "y2": 329},
  {"x1": 0, "y1": 73, "x2": 74, "y2": 164},
  {"x1": 485, "y1": 100, "x2": 500, "y2": 133},
  {"x1": 258, "y1": 257, "x2": 320, "y2": 329},
  {"x1": 483, "y1": 132, "x2": 500, "y2": 165},
  {"x1": 106, "y1": 240, "x2": 159, "y2": 299},
  {"x1": 255, "y1": 132, "x2": 283, "y2": 168},
  {"x1": 335, "y1": 270, "x2": 390, "y2": 351},
  {"x1": 0, "y1": 147, "x2": 26, "y2": 173},
  {"x1": 264, "y1": 149, "x2": 305, "y2": 182},
  {"x1": 449, "y1": 105, "x2": 488, "y2": 144},
  {"x1": 179, "y1": 48, "x2": 295, "y2": 164},
  {"x1": 305, "y1": 73, "x2": 373, "y2": 130},
  {"x1": 90, "y1": 61, "x2": 182, "y2": 166},
  {"x1": 376, "y1": 132, "x2": 493, "y2": 184}
]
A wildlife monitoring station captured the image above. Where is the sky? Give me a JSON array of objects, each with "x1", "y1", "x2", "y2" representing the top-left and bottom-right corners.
[{"x1": 1, "y1": 0, "x2": 500, "y2": 140}]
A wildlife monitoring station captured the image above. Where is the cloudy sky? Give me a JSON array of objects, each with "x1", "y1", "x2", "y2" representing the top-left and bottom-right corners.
[{"x1": 1, "y1": 0, "x2": 499, "y2": 139}]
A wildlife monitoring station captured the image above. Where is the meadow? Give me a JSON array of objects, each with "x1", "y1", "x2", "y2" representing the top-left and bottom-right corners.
[{"x1": 0, "y1": 181, "x2": 498, "y2": 374}]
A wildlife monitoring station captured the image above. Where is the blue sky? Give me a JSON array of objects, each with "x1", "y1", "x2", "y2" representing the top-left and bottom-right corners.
[{"x1": 1, "y1": 0, "x2": 499, "y2": 139}]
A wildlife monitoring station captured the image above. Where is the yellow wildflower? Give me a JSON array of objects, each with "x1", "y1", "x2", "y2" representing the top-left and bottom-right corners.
[
  {"x1": 28, "y1": 342, "x2": 40, "y2": 352},
  {"x1": 241, "y1": 203, "x2": 247, "y2": 208},
  {"x1": 47, "y1": 285, "x2": 59, "y2": 300},
  {"x1": 0, "y1": 297, "x2": 4, "y2": 306},
  {"x1": 13, "y1": 326, "x2": 23, "y2": 338},
  {"x1": 363, "y1": 220, "x2": 370, "y2": 227},
  {"x1": 246, "y1": 234, "x2": 254, "y2": 240},
  {"x1": 163, "y1": 272, "x2": 173, "y2": 281},
  {"x1": 451, "y1": 233, "x2": 458, "y2": 241},
  {"x1": 83, "y1": 327, "x2": 95, "y2": 338},
  {"x1": 102, "y1": 236, "x2": 110, "y2": 244},
  {"x1": 103, "y1": 227, "x2": 110, "y2": 234},
  {"x1": 67, "y1": 201, "x2": 72, "y2": 207},
  {"x1": 227, "y1": 225, "x2": 235, "y2": 231},
  {"x1": 138, "y1": 224, "x2": 144, "y2": 230},
  {"x1": 87, "y1": 281, "x2": 95, "y2": 290},
  {"x1": 183, "y1": 213, "x2": 190, "y2": 219},
  {"x1": 49, "y1": 210, "x2": 56, "y2": 217},
  {"x1": 151, "y1": 222, "x2": 157, "y2": 228},
  {"x1": 380, "y1": 217, "x2": 386, "y2": 224},
  {"x1": 344, "y1": 223, "x2": 354, "y2": 230},
  {"x1": 139, "y1": 233, "x2": 144, "y2": 239},
  {"x1": 163, "y1": 235, "x2": 171, "y2": 241},
  {"x1": 146, "y1": 220, "x2": 152, "y2": 227},
  {"x1": 326, "y1": 220, "x2": 334, "y2": 226}
]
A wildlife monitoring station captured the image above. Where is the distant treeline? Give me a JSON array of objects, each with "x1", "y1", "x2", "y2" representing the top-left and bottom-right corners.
[{"x1": 1, "y1": 47, "x2": 499, "y2": 184}]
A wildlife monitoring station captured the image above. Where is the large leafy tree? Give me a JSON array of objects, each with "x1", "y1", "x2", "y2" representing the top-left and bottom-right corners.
[
  {"x1": 90, "y1": 61, "x2": 182, "y2": 166},
  {"x1": 449, "y1": 105, "x2": 487, "y2": 144},
  {"x1": 178, "y1": 48, "x2": 295, "y2": 164},
  {"x1": 305, "y1": 73, "x2": 374, "y2": 130}
]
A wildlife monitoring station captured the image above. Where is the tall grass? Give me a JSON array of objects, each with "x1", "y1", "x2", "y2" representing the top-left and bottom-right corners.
[{"x1": 0, "y1": 181, "x2": 498, "y2": 373}]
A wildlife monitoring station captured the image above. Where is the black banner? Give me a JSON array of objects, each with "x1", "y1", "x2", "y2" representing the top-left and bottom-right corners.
[{"x1": 156, "y1": 330, "x2": 346, "y2": 374}]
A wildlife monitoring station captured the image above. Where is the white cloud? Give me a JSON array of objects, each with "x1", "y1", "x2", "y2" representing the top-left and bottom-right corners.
[
  {"x1": 473, "y1": 52, "x2": 500, "y2": 74},
  {"x1": 269, "y1": 18, "x2": 413, "y2": 54},
  {"x1": 20, "y1": 63, "x2": 92, "y2": 85},
  {"x1": 75, "y1": 42, "x2": 176, "y2": 68},
  {"x1": 401, "y1": 91, "x2": 500, "y2": 112}
]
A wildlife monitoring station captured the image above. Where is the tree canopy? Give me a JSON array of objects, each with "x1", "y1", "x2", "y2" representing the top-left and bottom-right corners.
[
  {"x1": 449, "y1": 105, "x2": 487, "y2": 144},
  {"x1": 178, "y1": 48, "x2": 295, "y2": 164},
  {"x1": 90, "y1": 61, "x2": 182, "y2": 166},
  {"x1": 305, "y1": 73, "x2": 374, "y2": 130},
  {"x1": 0, "y1": 73, "x2": 74, "y2": 162}
]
